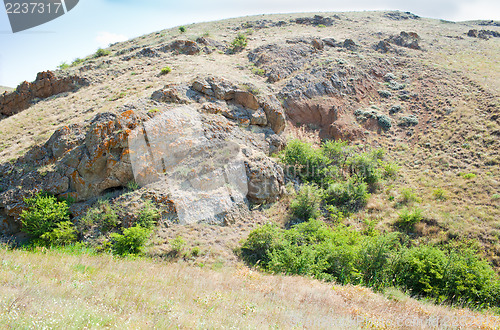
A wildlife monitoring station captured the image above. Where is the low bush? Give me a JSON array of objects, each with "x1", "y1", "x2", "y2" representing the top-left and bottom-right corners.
[
  {"x1": 395, "y1": 207, "x2": 423, "y2": 230},
  {"x1": 160, "y1": 66, "x2": 172, "y2": 75},
  {"x1": 432, "y1": 188, "x2": 447, "y2": 201},
  {"x1": 289, "y1": 184, "x2": 322, "y2": 222},
  {"x1": 136, "y1": 201, "x2": 161, "y2": 228},
  {"x1": 179, "y1": 26, "x2": 186, "y2": 33},
  {"x1": 94, "y1": 48, "x2": 110, "y2": 58},
  {"x1": 280, "y1": 140, "x2": 386, "y2": 215},
  {"x1": 393, "y1": 246, "x2": 500, "y2": 307},
  {"x1": 324, "y1": 179, "x2": 369, "y2": 212},
  {"x1": 20, "y1": 193, "x2": 70, "y2": 239},
  {"x1": 241, "y1": 220, "x2": 500, "y2": 309},
  {"x1": 399, "y1": 187, "x2": 421, "y2": 205},
  {"x1": 231, "y1": 33, "x2": 247, "y2": 52},
  {"x1": 40, "y1": 221, "x2": 77, "y2": 246},
  {"x1": 110, "y1": 226, "x2": 151, "y2": 256},
  {"x1": 171, "y1": 236, "x2": 186, "y2": 256}
]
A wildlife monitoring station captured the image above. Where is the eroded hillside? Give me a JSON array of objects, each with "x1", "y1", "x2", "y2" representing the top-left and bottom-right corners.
[{"x1": 0, "y1": 11, "x2": 499, "y2": 268}]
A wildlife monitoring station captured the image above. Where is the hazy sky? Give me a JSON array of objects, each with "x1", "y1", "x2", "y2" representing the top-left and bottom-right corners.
[{"x1": 0, "y1": 0, "x2": 499, "y2": 87}]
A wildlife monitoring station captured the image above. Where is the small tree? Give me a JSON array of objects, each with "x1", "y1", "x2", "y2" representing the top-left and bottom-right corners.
[
  {"x1": 20, "y1": 193, "x2": 70, "y2": 239},
  {"x1": 110, "y1": 226, "x2": 151, "y2": 256}
]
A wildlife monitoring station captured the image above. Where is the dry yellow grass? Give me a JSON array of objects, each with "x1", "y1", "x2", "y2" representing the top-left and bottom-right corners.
[{"x1": 1, "y1": 246, "x2": 499, "y2": 329}]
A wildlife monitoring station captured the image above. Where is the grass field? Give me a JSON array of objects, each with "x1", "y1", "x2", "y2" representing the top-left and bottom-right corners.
[{"x1": 1, "y1": 245, "x2": 499, "y2": 329}]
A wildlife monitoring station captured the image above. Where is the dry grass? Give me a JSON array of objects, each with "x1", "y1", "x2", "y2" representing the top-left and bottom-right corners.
[{"x1": 1, "y1": 246, "x2": 499, "y2": 329}]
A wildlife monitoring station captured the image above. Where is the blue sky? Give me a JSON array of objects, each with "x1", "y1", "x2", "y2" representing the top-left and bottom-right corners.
[{"x1": 0, "y1": 0, "x2": 499, "y2": 87}]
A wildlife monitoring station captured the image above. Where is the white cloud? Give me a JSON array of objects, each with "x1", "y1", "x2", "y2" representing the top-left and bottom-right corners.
[
  {"x1": 95, "y1": 31, "x2": 128, "y2": 47},
  {"x1": 453, "y1": 0, "x2": 500, "y2": 21}
]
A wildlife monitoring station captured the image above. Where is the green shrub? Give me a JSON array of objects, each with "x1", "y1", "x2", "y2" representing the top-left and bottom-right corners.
[
  {"x1": 392, "y1": 245, "x2": 447, "y2": 298},
  {"x1": 395, "y1": 207, "x2": 423, "y2": 230},
  {"x1": 358, "y1": 233, "x2": 400, "y2": 288},
  {"x1": 324, "y1": 179, "x2": 369, "y2": 212},
  {"x1": 400, "y1": 187, "x2": 421, "y2": 205},
  {"x1": 58, "y1": 62, "x2": 69, "y2": 70},
  {"x1": 94, "y1": 48, "x2": 110, "y2": 58},
  {"x1": 160, "y1": 66, "x2": 172, "y2": 75},
  {"x1": 392, "y1": 246, "x2": 499, "y2": 307},
  {"x1": 241, "y1": 220, "x2": 500, "y2": 309},
  {"x1": 179, "y1": 26, "x2": 186, "y2": 33},
  {"x1": 320, "y1": 139, "x2": 351, "y2": 167},
  {"x1": 71, "y1": 58, "x2": 84, "y2": 66},
  {"x1": 461, "y1": 173, "x2": 476, "y2": 179},
  {"x1": 347, "y1": 153, "x2": 380, "y2": 187},
  {"x1": 40, "y1": 221, "x2": 77, "y2": 246},
  {"x1": 381, "y1": 161, "x2": 400, "y2": 179},
  {"x1": 280, "y1": 139, "x2": 330, "y2": 185},
  {"x1": 241, "y1": 219, "x2": 500, "y2": 310},
  {"x1": 432, "y1": 188, "x2": 447, "y2": 201},
  {"x1": 126, "y1": 180, "x2": 139, "y2": 191},
  {"x1": 231, "y1": 33, "x2": 247, "y2": 52},
  {"x1": 171, "y1": 236, "x2": 186, "y2": 255},
  {"x1": 110, "y1": 226, "x2": 151, "y2": 255},
  {"x1": 240, "y1": 223, "x2": 284, "y2": 266},
  {"x1": 251, "y1": 67, "x2": 265, "y2": 76},
  {"x1": 136, "y1": 201, "x2": 160, "y2": 228},
  {"x1": 20, "y1": 193, "x2": 70, "y2": 239},
  {"x1": 290, "y1": 184, "x2": 323, "y2": 221}
]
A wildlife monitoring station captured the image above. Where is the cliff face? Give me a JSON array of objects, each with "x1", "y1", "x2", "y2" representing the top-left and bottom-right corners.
[{"x1": 0, "y1": 11, "x2": 498, "y2": 264}]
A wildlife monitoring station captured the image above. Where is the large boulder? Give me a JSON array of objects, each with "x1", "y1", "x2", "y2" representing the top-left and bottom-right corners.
[{"x1": 245, "y1": 154, "x2": 285, "y2": 203}]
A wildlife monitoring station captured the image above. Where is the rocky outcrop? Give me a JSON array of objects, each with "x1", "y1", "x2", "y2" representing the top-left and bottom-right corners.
[
  {"x1": 386, "y1": 31, "x2": 422, "y2": 50},
  {"x1": 374, "y1": 40, "x2": 394, "y2": 53},
  {"x1": 248, "y1": 43, "x2": 317, "y2": 82},
  {"x1": 384, "y1": 11, "x2": 420, "y2": 20},
  {"x1": 467, "y1": 29, "x2": 500, "y2": 39},
  {"x1": 0, "y1": 94, "x2": 287, "y2": 231},
  {"x1": 0, "y1": 71, "x2": 89, "y2": 117},
  {"x1": 190, "y1": 76, "x2": 286, "y2": 134},
  {"x1": 246, "y1": 153, "x2": 285, "y2": 203},
  {"x1": 293, "y1": 15, "x2": 337, "y2": 26},
  {"x1": 159, "y1": 40, "x2": 200, "y2": 55},
  {"x1": 195, "y1": 37, "x2": 228, "y2": 53}
]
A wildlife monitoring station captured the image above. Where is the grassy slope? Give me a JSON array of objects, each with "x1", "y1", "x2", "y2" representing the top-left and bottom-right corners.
[{"x1": 1, "y1": 247, "x2": 499, "y2": 329}]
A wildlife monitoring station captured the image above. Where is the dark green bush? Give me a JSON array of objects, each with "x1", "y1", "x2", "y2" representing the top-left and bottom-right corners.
[
  {"x1": 94, "y1": 48, "x2": 110, "y2": 58},
  {"x1": 20, "y1": 193, "x2": 70, "y2": 239},
  {"x1": 324, "y1": 179, "x2": 369, "y2": 212},
  {"x1": 136, "y1": 201, "x2": 161, "y2": 228},
  {"x1": 240, "y1": 223, "x2": 284, "y2": 266},
  {"x1": 179, "y1": 26, "x2": 186, "y2": 33},
  {"x1": 392, "y1": 245, "x2": 500, "y2": 307},
  {"x1": 280, "y1": 139, "x2": 332, "y2": 185},
  {"x1": 347, "y1": 152, "x2": 381, "y2": 187},
  {"x1": 40, "y1": 221, "x2": 77, "y2": 246},
  {"x1": 110, "y1": 226, "x2": 151, "y2": 256},
  {"x1": 231, "y1": 33, "x2": 248, "y2": 51},
  {"x1": 395, "y1": 207, "x2": 423, "y2": 230},
  {"x1": 241, "y1": 220, "x2": 500, "y2": 310},
  {"x1": 290, "y1": 184, "x2": 323, "y2": 221}
]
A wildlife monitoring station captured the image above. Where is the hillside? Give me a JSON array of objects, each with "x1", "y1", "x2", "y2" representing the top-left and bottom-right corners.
[
  {"x1": 0, "y1": 10, "x2": 499, "y2": 325},
  {"x1": 0, "y1": 86, "x2": 13, "y2": 94}
]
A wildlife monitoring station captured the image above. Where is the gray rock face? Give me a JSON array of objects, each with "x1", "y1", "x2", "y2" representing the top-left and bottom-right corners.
[
  {"x1": 190, "y1": 76, "x2": 286, "y2": 134},
  {"x1": 246, "y1": 153, "x2": 285, "y2": 203}
]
